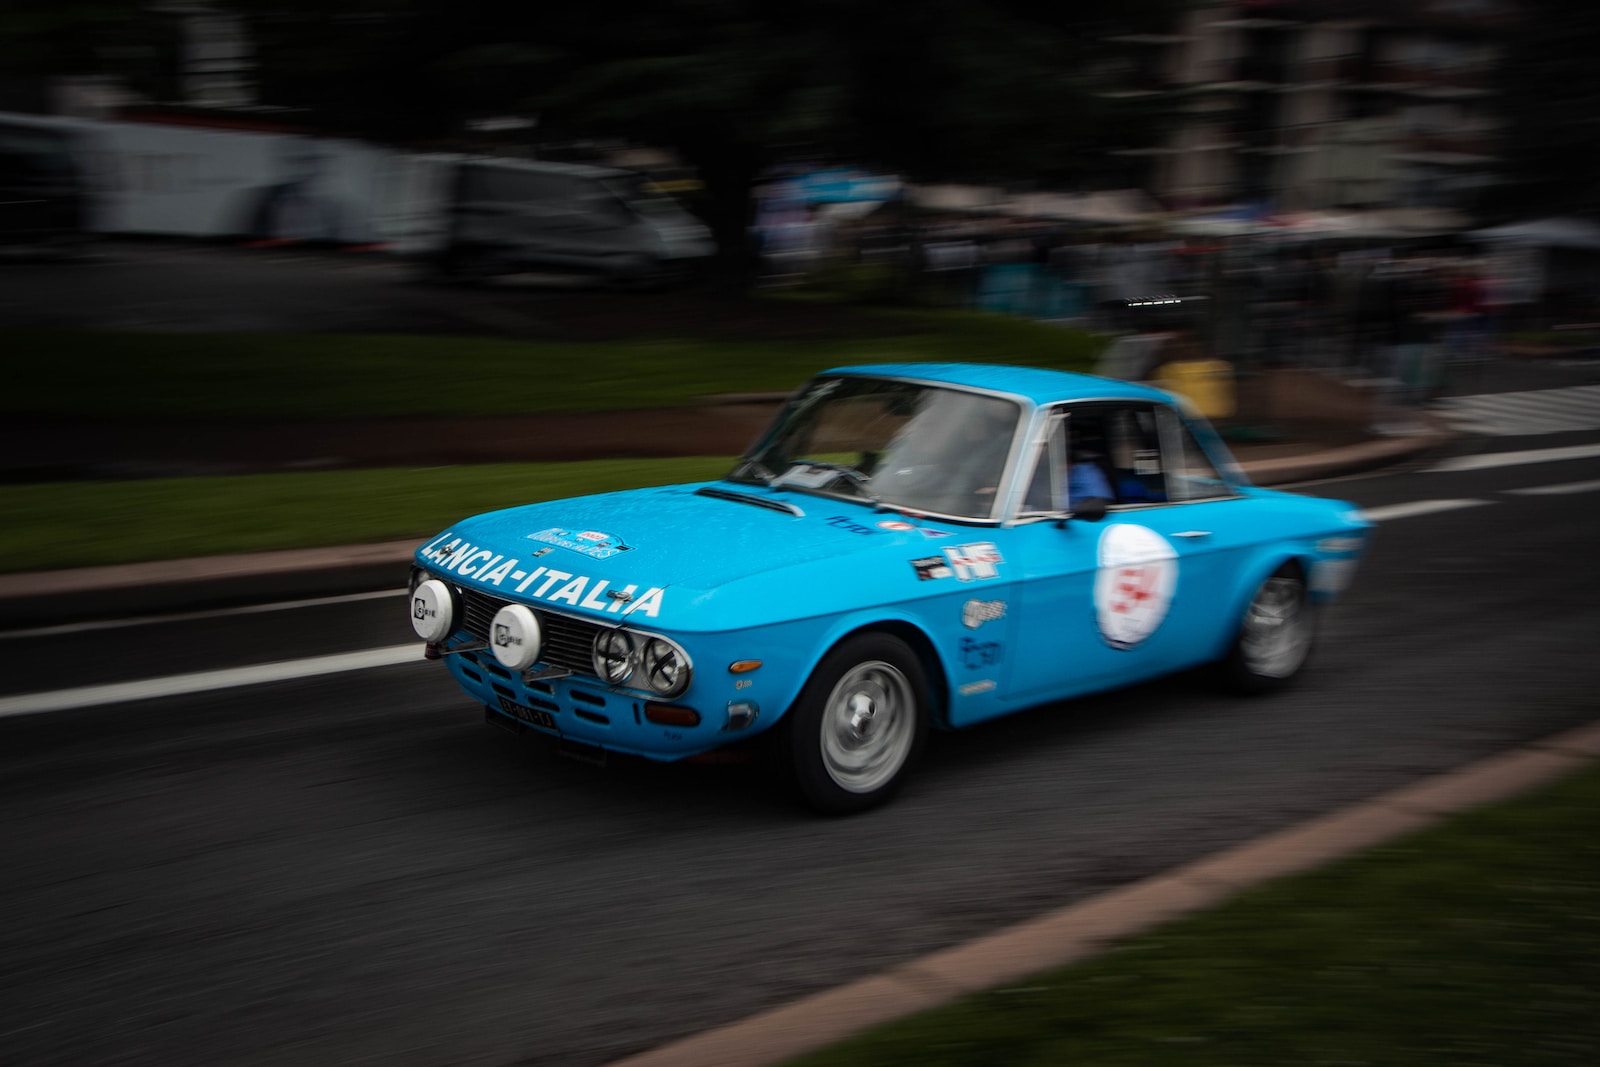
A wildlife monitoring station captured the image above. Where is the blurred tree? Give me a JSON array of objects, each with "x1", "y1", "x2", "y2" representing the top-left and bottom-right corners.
[
  {"x1": 233, "y1": 0, "x2": 1188, "y2": 282},
  {"x1": 525, "y1": 1, "x2": 1190, "y2": 282},
  {"x1": 0, "y1": 3, "x2": 178, "y2": 104},
  {"x1": 1488, "y1": 0, "x2": 1600, "y2": 220}
]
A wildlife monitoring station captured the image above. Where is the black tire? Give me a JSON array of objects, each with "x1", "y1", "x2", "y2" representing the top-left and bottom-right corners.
[
  {"x1": 1222, "y1": 561, "x2": 1315, "y2": 694},
  {"x1": 779, "y1": 632, "x2": 929, "y2": 815}
]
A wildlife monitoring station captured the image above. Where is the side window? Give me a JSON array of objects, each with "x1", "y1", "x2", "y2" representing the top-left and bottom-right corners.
[
  {"x1": 1064, "y1": 403, "x2": 1168, "y2": 507},
  {"x1": 1102, "y1": 406, "x2": 1168, "y2": 504},
  {"x1": 1157, "y1": 407, "x2": 1234, "y2": 502}
]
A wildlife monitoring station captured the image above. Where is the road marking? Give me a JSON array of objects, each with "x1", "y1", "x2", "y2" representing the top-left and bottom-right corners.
[
  {"x1": 1425, "y1": 442, "x2": 1600, "y2": 473},
  {"x1": 1360, "y1": 499, "x2": 1492, "y2": 523},
  {"x1": 1433, "y1": 384, "x2": 1600, "y2": 436},
  {"x1": 0, "y1": 644, "x2": 425, "y2": 719},
  {"x1": 0, "y1": 484, "x2": 1557, "y2": 716},
  {"x1": 0, "y1": 588, "x2": 408, "y2": 641},
  {"x1": 1504, "y1": 478, "x2": 1600, "y2": 497}
]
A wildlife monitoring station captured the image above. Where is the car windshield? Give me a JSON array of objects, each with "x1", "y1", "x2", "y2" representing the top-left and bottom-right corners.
[{"x1": 730, "y1": 376, "x2": 1023, "y2": 519}]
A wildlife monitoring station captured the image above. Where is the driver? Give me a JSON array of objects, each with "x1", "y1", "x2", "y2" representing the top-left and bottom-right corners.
[{"x1": 1068, "y1": 423, "x2": 1115, "y2": 506}]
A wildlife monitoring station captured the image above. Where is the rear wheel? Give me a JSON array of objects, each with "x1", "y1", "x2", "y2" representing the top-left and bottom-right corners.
[
  {"x1": 1223, "y1": 562, "x2": 1314, "y2": 693},
  {"x1": 781, "y1": 633, "x2": 928, "y2": 814}
]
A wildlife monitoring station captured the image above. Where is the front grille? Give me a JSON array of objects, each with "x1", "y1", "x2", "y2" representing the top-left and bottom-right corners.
[{"x1": 457, "y1": 586, "x2": 604, "y2": 677}]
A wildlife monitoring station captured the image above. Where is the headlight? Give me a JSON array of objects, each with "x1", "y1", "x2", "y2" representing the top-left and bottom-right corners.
[
  {"x1": 592, "y1": 629, "x2": 636, "y2": 685},
  {"x1": 490, "y1": 604, "x2": 543, "y2": 671},
  {"x1": 410, "y1": 578, "x2": 458, "y2": 643},
  {"x1": 640, "y1": 637, "x2": 692, "y2": 698}
]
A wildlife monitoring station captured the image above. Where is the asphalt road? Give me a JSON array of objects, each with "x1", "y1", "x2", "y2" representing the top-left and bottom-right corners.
[{"x1": 3, "y1": 417, "x2": 1600, "y2": 1066}]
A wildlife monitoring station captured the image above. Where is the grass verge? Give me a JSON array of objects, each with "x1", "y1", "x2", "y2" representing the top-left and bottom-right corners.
[
  {"x1": 785, "y1": 761, "x2": 1600, "y2": 1067},
  {"x1": 0, "y1": 458, "x2": 734, "y2": 573},
  {"x1": 4, "y1": 311, "x2": 1105, "y2": 419}
]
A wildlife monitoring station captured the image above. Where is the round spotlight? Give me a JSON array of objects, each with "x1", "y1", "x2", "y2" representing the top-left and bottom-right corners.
[
  {"x1": 489, "y1": 604, "x2": 543, "y2": 671},
  {"x1": 410, "y1": 579, "x2": 458, "y2": 643},
  {"x1": 593, "y1": 629, "x2": 636, "y2": 685},
  {"x1": 640, "y1": 637, "x2": 692, "y2": 698}
]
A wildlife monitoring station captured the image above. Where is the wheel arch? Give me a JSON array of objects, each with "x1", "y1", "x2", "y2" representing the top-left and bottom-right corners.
[{"x1": 793, "y1": 618, "x2": 952, "y2": 731}]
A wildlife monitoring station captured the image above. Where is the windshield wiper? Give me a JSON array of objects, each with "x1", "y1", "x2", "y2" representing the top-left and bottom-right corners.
[
  {"x1": 779, "y1": 461, "x2": 880, "y2": 505},
  {"x1": 729, "y1": 456, "x2": 778, "y2": 486}
]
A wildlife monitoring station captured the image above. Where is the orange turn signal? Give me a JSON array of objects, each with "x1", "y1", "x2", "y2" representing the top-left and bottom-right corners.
[
  {"x1": 728, "y1": 660, "x2": 763, "y2": 674},
  {"x1": 643, "y1": 703, "x2": 701, "y2": 728}
]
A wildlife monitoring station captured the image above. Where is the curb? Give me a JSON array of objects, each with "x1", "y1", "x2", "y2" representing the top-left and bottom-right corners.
[
  {"x1": 603, "y1": 717, "x2": 1600, "y2": 1067},
  {"x1": 0, "y1": 429, "x2": 1454, "y2": 626},
  {"x1": 0, "y1": 540, "x2": 418, "y2": 626}
]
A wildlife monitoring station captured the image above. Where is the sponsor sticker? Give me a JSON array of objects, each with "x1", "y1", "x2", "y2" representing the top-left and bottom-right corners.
[
  {"x1": 826, "y1": 515, "x2": 875, "y2": 535},
  {"x1": 1093, "y1": 524, "x2": 1179, "y2": 650},
  {"x1": 877, "y1": 520, "x2": 915, "y2": 532},
  {"x1": 960, "y1": 638, "x2": 1002, "y2": 669},
  {"x1": 958, "y1": 679, "x2": 996, "y2": 697},
  {"x1": 528, "y1": 527, "x2": 631, "y2": 560},
  {"x1": 911, "y1": 556, "x2": 953, "y2": 581},
  {"x1": 943, "y1": 542, "x2": 1003, "y2": 582},
  {"x1": 962, "y1": 599, "x2": 1007, "y2": 630}
]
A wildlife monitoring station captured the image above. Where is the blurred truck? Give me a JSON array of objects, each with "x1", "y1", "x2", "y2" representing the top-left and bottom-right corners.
[{"x1": 394, "y1": 155, "x2": 714, "y2": 286}]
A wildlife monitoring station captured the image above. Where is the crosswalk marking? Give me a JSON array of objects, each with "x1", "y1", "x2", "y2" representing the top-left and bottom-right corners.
[{"x1": 1433, "y1": 384, "x2": 1600, "y2": 436}]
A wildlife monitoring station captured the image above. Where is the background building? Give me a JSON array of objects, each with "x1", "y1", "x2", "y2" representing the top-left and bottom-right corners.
[{"x1": 1119, "y1": 0, "x2": 1514, "y2": 216}]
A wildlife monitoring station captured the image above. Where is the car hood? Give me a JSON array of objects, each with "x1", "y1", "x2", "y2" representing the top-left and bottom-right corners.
[{"x1": 415, "y1": 481, "x2": 931, "y2": 624}]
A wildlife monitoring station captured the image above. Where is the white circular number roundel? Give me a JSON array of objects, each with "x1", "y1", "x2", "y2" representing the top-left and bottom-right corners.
[{"x1": 1093, "y1": 524, "x2": 1179, "y2": 650}]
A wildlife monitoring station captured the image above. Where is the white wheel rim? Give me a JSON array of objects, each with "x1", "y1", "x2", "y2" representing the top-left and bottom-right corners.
[
  {"x1": 1240, "y1": 576, "x2": 1310, "y2": 679},
  {"x1": 819, "y1": 660, "x2": 915, "y2": 794}
]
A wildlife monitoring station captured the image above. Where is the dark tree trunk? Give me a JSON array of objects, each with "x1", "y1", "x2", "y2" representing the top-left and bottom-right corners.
[{"x1": 680, "y1": 129, "x2": 763, "y2": 296}]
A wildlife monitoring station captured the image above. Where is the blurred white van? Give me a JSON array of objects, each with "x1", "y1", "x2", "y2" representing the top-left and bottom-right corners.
[{"x1": 392, "y1": 155, "x2": 714, "y2": 285}]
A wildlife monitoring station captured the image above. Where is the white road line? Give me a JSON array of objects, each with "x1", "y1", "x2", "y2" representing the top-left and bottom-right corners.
[
  {"x1": 1360, "y1": 499, "x2": 1492, "y2": 523},
  {"x1": 0, "y1": 483, "x2": 1557, "y2": 717},
  {"x1": 1425, "y1": 442, "x2": 1600, "y2": 473},
  {"x1": 0, "y1": 644, "x2": 426, "y2": 719},
  {"x1": 1504, "y1": 478, "x2": 1600, "y2": 497},
  {"x1": 0, "y1": 588, "x2": 408, "y2": 641}
]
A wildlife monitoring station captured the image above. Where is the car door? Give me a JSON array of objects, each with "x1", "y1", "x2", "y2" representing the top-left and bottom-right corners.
[{"x1": 1001, "y1": 401, "x2": 1255, "y2": 705}]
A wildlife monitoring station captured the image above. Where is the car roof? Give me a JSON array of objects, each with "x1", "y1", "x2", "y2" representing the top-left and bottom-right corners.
[{"x1": 825, "y1": 362, "x2": 1174, "y2": 407}]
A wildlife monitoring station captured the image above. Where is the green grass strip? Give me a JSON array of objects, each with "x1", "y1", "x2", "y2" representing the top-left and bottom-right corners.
[
  {"x1": 3, "y1": 312, "x2": 1105, "y2": 419},
  {"x1": 0, "y1": 458, "x2": 734, "y2": 573},
  {"x1": 787, "y1": 762, "x2": 1600, "y2": 1066}
]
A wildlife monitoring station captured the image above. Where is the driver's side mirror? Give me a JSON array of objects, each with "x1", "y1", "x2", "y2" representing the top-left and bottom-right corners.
[{"x1": 1070, "y1": 496, "x2": 1111, "y2": 523}]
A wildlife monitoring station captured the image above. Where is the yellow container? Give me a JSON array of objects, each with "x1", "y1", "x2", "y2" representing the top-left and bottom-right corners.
[{"x1": 1152, "y1": 359, "x2": 1236, "y2": 419}]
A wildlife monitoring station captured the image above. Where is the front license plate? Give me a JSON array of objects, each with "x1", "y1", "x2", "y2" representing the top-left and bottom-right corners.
[{"x1": 498, "y1": 697, "x2": 557, "y2": 731}]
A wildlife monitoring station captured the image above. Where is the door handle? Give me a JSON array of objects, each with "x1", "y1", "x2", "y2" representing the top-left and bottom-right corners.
[{"x1": 1173, "y1": 530, "x2": 1211, "y2": 539}]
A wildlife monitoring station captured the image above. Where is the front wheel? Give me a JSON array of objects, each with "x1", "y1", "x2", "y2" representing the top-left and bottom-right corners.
[
  {"x1": 780, "y1": 633, "x2": 928, "y2": 814},
  {"x1": 1222, "y1": 562, "x2": 1315, "y2": 693}
]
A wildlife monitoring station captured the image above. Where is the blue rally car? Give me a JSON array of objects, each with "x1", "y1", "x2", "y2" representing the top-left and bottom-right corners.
[{"x1": 409, "y1": 363, "x2": 1371, "y2": 813}]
